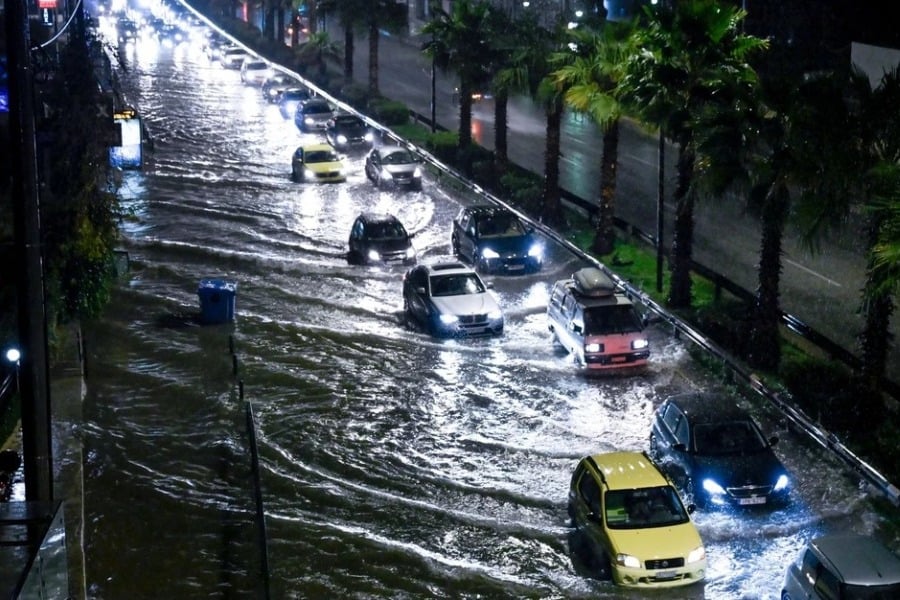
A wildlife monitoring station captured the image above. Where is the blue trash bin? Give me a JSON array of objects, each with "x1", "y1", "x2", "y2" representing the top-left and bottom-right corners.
[{"x1": 197, "y1": 279, "x2": 237, "y2": 324}]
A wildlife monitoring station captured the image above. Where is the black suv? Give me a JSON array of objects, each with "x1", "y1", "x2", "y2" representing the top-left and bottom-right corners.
[
  {"x1": 325, "y1": 115, "x2": 374, "y2": 151},
  {"x1": 649, "y1": 391, "x2": 791, "y2": 509},
  {"x1": 450, "y1": 205, "x2": 543, "y2": 274},
  {"x1": 347, "y1": 213, "x2": 416, "y2": 266}
]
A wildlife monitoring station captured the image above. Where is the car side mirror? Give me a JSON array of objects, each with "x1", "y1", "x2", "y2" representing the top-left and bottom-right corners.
[
  {"x1": 768, "y1": 435, "x2": 779, "y2": 446},
  {"x1": 485, "y1": 282, "x2": 494, "y2": 290},
  {"x1": 686, "y1": 503, "x2": 696, "y2": 514},
  {"x1": 587, "y1": 512, "x2": 602, "y2": 524},
  {"x1": 415, "y1": 286, "x2": 426, "y2": 295},
  {"x1": 673, "y1": 442, "x2": 687, "y2": 453},
  {"x1": 571, "y1": 322, "x2": 582, "y2": 334}
]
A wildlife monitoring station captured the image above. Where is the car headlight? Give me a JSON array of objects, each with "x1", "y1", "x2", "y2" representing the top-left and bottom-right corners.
[
  {"x1": 405, "y1": 247, "x2": 416, "y2": 259},
  {"x1": 615, "y1": 554, "x2": 641, "y2": 569},
  {"x1": 337, "y1": 134, "x2": 348, "y2": 144},
  {"x1": 488, "y1": 309, "x2": 503, "y2": 320},
  {"x1": 585, "y1": 343, "x2": 603, "y2": 353},
  {"x1": 303, "y1": 169, "x2": 316, "y2": 179},
  {"x1": 702, "y1": 478, "x2": 726, "y2": 496},
  {"x1": 687, "y1": 546, "x2": 706, "y2": 564},
  {"x1": 364, "y1": 132, "x2": 374, "y2": 142},
  {"x1": 439, "y1": 314, "x2": 459, "y2": 325},
  {"x1": 413, "y1": 167, "x2": 422, "y2": 178},
  {"x1": 367, "y1": 249, "x2": 380, "y2": 262},
  {"x1": 481, "y1": 247, "x2": 500, "y2": 259},
  {"x1": 304, "y1": 116, "x2": 315, "y2": 125},
  {"x1": 528, "y1": 244, "x2": 543, "y2": 258},
  {"x1": 774, "y1": 474, "x2": 790, "y2": 491},
  {"x1": 380, "y1": 168, "x2": 392, "y2": 180},
  {"x1": 632, "y1": 338, "x2": 649, "y2": 350}
]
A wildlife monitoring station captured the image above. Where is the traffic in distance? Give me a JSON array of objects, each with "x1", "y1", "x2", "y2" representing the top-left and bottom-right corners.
[{"x1": 82, "y1": 2, "x2": 900, "y2": 597}]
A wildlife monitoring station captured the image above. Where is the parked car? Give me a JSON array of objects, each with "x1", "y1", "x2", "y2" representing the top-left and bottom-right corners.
[
  {"x1": 220, "y1": 46, "x2": 249, "y2": 69},
  {"x1": 546, "y1": 267, "x2": 650, "y2": 369},
  {"x1": 116, "y1": 17, "x2": 139, "y2": 43},
  {"x1": 290, "y1": 143, "x2": 346, "y2": 183},
  {"x1": 240, "y1": 59, "x2": 272, "y2": 86},
  {"x1": 568, "y1": 451, "x2": 707, "y2": 588},
  {"x1": 278, "y1": 87, "x2": 312, "y2": 119},
  {"x1": 782, "y1": 534, "x2": 900, "y2": 599},
  {"x1": 261, "y1": 73, "x2": 297, "y2": 103},
  {"x1": 325, "y1": 114, "x2": 375, "y2": 151},
  {"x1": 347, "y1": 213, "x2": 416, "y2": 266},
  {"x1": 402, "y1": 261, "x2": 503, "y2": 338},
  {"x1": 649, "y1": 391, "x2": 792, "y2": 508},
  {"x1": 450, "y1": 205, "x2": 543, "y2": 274},
  {"x1": 364, "y1": 145, "x2": 423, "y2": 190},
  {"x1": 294, "y1": 97, "x2": 334, "y2": 132}
]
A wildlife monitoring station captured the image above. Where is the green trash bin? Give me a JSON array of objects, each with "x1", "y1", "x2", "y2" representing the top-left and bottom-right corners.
[{"x1": 197, "y1": 279, "x2": 237, "y2": 324}]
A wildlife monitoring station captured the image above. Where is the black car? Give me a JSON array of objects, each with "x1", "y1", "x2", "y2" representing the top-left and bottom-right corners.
[
  {"x1": 278, "y1": 87, "x2": 312, "y2": 119},
  {"x1": 261, "y1": 73, "x2": 298, "y2": 104},
  {"x1": 347, "y1": 213, "x2": 416, "y2": 266},
  {"x1": 325, "y1": 114, "x2": 374, "y2": 151},
  {"x1": 649, "y1": 392, "x2": 791, "y2": 509},
  {"x1": 294, "y1": 98, "x2": 333, "y2": 132},
  {"x1": 364, "y1": 145, "x2": 423, "y2": 190},
  {"x1": 450, "y1": 205, "x2": 543, "y2": 274}
]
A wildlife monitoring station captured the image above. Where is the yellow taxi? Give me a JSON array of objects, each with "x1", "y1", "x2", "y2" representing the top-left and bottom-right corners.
[
  {"x1": 290, "y1": 143, "x2": 347, "y2": 183},
  {"x1": 567, "y1": 451, "x2": 706, "y2": 588}
]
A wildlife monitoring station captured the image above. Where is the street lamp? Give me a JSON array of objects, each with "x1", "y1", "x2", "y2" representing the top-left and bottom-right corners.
[{"x1": 6, "y1": 347, "x2": 21, "y2": 390}]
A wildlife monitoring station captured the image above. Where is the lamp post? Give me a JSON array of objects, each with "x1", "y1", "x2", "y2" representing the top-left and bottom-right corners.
[{"x1": 430, "y1": 33, "x2": 436, "y2": 133}]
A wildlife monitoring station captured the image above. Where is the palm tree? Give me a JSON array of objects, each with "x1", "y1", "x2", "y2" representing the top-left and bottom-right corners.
[
  {"x1": 619, "y1": 0, "x2": 767, "y2": 309},
  {"x1": 422, "y1": 0, "x2": 497, "y2": 171},
  {"x1": 364, "y1": 1, "x2": 409, "y2": 96},
  {"x1": 295, "y1": 30, "x2": 342, "y2": 83},
  {"x1": 553, "y1": 21, "x2": 633, "y2": 256}
]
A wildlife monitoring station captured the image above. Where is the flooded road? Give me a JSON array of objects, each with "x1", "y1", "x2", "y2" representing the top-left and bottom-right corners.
[{"x1": 79, "y1": 20, "x2": 889, "y2": 599}]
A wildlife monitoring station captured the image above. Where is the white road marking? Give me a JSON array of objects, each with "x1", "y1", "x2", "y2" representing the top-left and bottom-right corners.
[{"x1": 784, "y1": 258, "x2": 842, "y2": 287}]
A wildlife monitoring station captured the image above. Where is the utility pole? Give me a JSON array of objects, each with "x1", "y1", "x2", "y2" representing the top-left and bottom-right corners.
[{"x1": 6, "y1": 0, "x2": 56, "y2": 503}]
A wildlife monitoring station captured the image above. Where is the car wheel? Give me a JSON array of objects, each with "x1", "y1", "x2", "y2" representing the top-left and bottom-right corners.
[{"x1": 781, "y1": 592, "x2": 791, "y2": 600}]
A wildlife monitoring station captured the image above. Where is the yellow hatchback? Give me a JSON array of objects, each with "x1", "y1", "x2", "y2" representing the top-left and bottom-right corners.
[
  {"x1": 567, "y1": 451, "x2": 707, "y2": 588},
  {"x1": 290, "y1": 143, "x2": 347, "y2": 183}
]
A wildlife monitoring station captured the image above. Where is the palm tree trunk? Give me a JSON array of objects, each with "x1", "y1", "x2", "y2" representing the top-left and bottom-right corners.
[
  {"x1": 276, "y1": 2, "x2": 285, "y2": 45},
  {"x1": 859, "y1": 212, "x2": 895, "y2": 387},
  {"x1": 344, "y1": 24, "x2": 354, "y2": 79},
  {"x1": 748, "y1": 183, "x2": 788, "y2": 370},
  {"x1": 591, "y1": 117, "x2": 619, "y2": 256},
  {"x1": 458, "y1": 80, "x2": 474, "y2": 150},
  {"x1": 368, "y1": 20, "x2": 379, "y2": 95},
  {"x1": 541, "y1": 95, "x2": 564, "y2": 227},
  {"x1": 668, "y1": 143, "x2": 695, "y2": 308},
  {"x1": 494, "y1": 87, "x2": 508, "y2": 176}
]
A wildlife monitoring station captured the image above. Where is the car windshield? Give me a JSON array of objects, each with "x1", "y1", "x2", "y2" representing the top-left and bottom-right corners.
[
  {"x1": 283, "y1": 90, "x2": 308, "y2": 100},
  {"x1": 382, "y1": 150, "x2": 415, "y2": 165},
  {"x1": 335, "y1": 117, "x2": 363, "y2": 128},
  {"x1": 305, "y1": 150, "x2": 339, "y2": 163},
  {"x1": 476, "y1": 214, "x2": 525, "y2": 237},
  {"x1": 429, "y1": 274, "x2": 485, "y2": 297},
  {"x1": 605, "y1": 486, "x2": 689, "y2": 529},
  {"x1": 303, "y1": 102, "x2": 331, "y2": 114},
  {"x1": 583, "y1": 305, "x2": 643, "y2": 335},
  {"x1": 367, "y1": 221, "x2": 407, "y2": 240},
  {"x1": 692, "y1": 421, "x2": 768, "y2": 455}
]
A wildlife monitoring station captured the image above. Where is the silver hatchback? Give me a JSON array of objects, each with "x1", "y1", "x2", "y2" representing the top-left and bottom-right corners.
[{"x1": 782, "y1": 534, "x2": 900, "y2": 599}]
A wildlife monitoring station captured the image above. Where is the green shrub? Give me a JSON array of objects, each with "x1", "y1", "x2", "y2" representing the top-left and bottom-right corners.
[
  {"x1": 367, "y1": 98, "x2": 410, "y2": 126},
  {"x1": 424, "y1": 131, "x2": 458, "y2": 164},
  {"x1": 339, "y1": 83, "x2": 370, "y2": 111}
]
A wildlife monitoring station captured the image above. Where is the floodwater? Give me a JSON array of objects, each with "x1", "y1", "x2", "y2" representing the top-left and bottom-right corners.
[{"x1": 78, "y1": 19, "x2": 889, "y2": 600}]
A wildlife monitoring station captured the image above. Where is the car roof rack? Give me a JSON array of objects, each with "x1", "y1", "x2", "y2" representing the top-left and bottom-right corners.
[{"x1": 572, "y1": 267, "x2": 617, "y2": 298}]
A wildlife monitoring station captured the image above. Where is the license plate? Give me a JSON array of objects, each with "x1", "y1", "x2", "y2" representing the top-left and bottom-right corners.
[
  {"x1": 739, "y1": 496, "x2": 766, "y2": 505},
  {"x1": 611, "y1": 356, "x2": 627, "y2": 363},
  {"x1": 655, "y1": 570, "x2": 677, "y2": 580},
  {"x1": 508, "y1": 264, "x2": 524, "y2": 270}
]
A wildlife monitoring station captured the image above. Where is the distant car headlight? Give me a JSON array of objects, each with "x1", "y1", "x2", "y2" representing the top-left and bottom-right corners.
[
  {"x1": 364, "y1": 132, "x2": 374, "y2": 142},
  {"x1": 702, "y1": 479, "x2": 726, "y2": 496},
  {"x1": 585, "y1": 343, "x2": 603, "y2": 353},
  {"x1": 439, "y1": 314, "x2": 459, "y2": 325},
  {"x1": 304, "y1": 116, "x2": 315, "y2": 125},
  {"x1": 405, "y1": 247, "x2": 416, "y2": 259},
  {"x1": 481, "y1": 248, "x2": 500, "y2": 259},
  {"x1": 488, "y1": 309, "x2": 503, "y2": 320},
  {"x1": 528, "y1": 244, "x2": 543, "y2": 258},
  {"x1": 774, "y1": 475, "x2": 789, "y2": 491},
  {"x1": 337, "y1": 134, "x2": 348, "y2": 144},
  {"x1": 367, "y1": 249, "x2": 380, "y2": 262},
  {"x1": 615, "y1": 553, "x2": 641, "y2": 569},
  {"x1": 687, "y1": 546, "x2": 706, "y2": 564},
  {"x1": 632, "y1": 338, "x2": 649, "y2": 350}
]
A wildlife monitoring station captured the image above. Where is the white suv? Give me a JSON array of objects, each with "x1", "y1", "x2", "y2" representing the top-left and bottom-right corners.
[{"x1": 547, "y1": 267, "x2": 649, "y2": 369}]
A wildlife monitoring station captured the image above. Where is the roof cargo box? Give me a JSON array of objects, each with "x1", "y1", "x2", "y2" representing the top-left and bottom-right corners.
[{"x1": 573, "y1": 267, "x2": 616, "y2": 297}]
